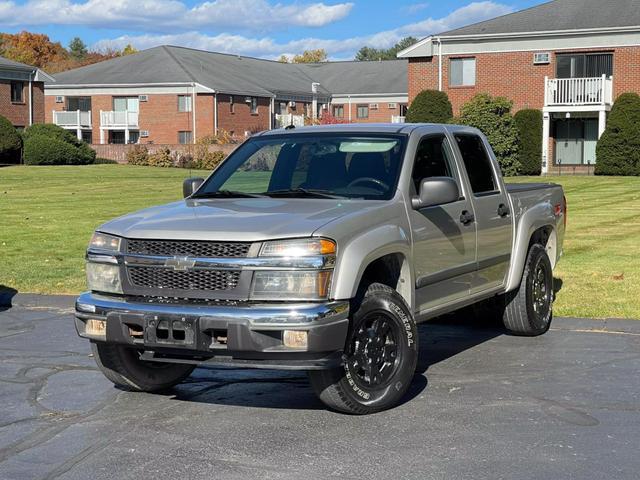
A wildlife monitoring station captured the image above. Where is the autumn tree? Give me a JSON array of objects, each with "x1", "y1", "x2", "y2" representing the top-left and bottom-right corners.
[
  {"x1": 121, "y1": 44, "x2": 138, "y2": 56},
  {"x1": 355, "y1": 37, "x2": 418, "y2": 61},
  {"x1": 0, "y1": 31, "x2": 66, "y2": 68},
  {"x1": 279, "y1": 49, "x2": 328, "y2": 63}
]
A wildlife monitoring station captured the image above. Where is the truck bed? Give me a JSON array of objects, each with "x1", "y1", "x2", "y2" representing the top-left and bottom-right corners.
[{"x1": 505, "y1": 182, "x2": 561, "y2": 193}]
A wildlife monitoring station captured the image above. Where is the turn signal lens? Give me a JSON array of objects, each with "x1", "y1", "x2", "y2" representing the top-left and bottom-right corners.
[
  {"x1": 84, "y1": 319, "x2": 107, "y2": 339},
  {"x1": 260, "y1": 238, "x2": 336, "y2": 257}
]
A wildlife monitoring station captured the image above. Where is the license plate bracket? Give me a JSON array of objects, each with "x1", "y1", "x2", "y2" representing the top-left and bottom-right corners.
[{"x1": 144, "y1": 314, "x2": 198, "y2": 349}]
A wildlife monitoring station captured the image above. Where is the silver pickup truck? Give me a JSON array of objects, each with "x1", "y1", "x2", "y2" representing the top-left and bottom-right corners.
[{"x1": 75, "y1": 124, "x2": 566, "y2": 414}]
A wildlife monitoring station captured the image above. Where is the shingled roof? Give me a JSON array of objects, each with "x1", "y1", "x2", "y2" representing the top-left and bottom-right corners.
[
  {"x1": 440, "y1": 0, "x2": 640, "y2": 37},
  {"x1": 50, "y1": 45, "x2": 407, "y2": 99}
]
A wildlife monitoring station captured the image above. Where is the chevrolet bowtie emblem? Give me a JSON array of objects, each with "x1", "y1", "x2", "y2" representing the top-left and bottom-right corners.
[{"x1": 164, "y1": 256, "x2": 196, "y2": 271}]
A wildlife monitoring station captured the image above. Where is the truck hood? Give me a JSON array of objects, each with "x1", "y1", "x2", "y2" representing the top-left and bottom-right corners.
[{"x1": 98, "y1": 197, "x2": 381, "y2": 242}]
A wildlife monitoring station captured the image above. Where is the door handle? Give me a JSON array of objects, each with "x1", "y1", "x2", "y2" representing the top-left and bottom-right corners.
[
  {"x1": 460, "y1": 210, "x2": 475, "y2": 225},
  {"x1": 497, "y1": 203, "x2": 510, "y2": 217}
]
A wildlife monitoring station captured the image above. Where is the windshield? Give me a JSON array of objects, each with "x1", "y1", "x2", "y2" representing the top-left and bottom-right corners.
[{"x1": 195, "y1": 133, "x2": 407, "y2": 200}]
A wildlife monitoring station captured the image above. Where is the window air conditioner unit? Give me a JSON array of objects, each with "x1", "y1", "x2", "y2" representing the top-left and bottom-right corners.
[
  {"x1": 139, "y1": 95, "x2": 148, "y2": 102},
  {"x1": 369, "y1": 103, "x2": 379, "y2": 110},
  {"x1": 388, "y1": 102, "x2": 397, "y2": 109},
  {"x1": 288, "y1": 101, "x2": 296, "y2": 107},
  {"x1": 533, "y1": 52, "x2": 550, "y2": 64},
  {"x1": 245, "y1": 97, "x2": 252, "y2": 103},
  {"x1": 140, "y1": 130, "x2": 149, "y2": 138},
  {"x1": 55, "y1": 96, "x2": 64, "y2": 103}
]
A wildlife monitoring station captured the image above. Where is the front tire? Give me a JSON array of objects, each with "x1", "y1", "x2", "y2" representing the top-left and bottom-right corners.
[
  {"x1": 92, "y1": 343, "x2": 195, "y2": 392},
  {"x1": 308, "y1": 283, "x2": 418, "y2": 414},
  {"x1": 502, "y1": 243, "x2": 554, "y2": 336}
]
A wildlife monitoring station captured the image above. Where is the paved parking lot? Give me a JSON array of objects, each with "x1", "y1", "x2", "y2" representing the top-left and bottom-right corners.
[{"x1": 1, "y1": 296, "x2": 639, "y2": 480}]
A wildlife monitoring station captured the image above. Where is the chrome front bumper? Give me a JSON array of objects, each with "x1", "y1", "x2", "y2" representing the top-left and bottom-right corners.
[{"x1": 74, "y1": 292, "x2": 350, "y2": 370}]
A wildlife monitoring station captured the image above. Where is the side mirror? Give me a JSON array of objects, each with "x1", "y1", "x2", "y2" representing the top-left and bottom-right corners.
[
  {"x1": 183, "y1": 177, "x2": 204, "y2": 198},
  {"x1": 411, "y1": 177, "x2": 460, "y2": 209}
]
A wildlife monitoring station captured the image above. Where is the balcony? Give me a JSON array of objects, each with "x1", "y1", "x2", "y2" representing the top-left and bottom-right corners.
[
  {"x1": 100, "y1": 110, "x2": 139, "y2": 129},
  {"x1": 53, "y1": 110, "x2": 92, "y2": 128},
  {"x1": 544, "y1": 75, "x2": 613, "y2": 108},
  {"x1": 275, "y1": 113, "x2": 305, "y2": 128}
]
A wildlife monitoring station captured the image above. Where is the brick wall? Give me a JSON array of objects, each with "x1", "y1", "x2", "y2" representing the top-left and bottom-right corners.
[
  {"x1": 329, "y1": 102, "x2": 407, "y2": 123},
  {"x1": 92, "y1": 143, "x2": 238, "y2": 163},
  {"x1": 408, "y1": 46, "x2": 640, "y2": 115},
  {"x1": 216, "y1": 94, "x2": 271, "y2": 137},
  {"x1": 1, "y1": 80, "x2": 44, "y2": 127}
]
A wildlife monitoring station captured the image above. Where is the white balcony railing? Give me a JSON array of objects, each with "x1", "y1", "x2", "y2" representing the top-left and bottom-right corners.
[
  {"x1": 391, "y1": 115, "x2": 406, "y2": 123},
  {"x1": 275, "y1": 113, "x2": 305, "y2": 128},
  {"x1": 100, "y1": 110, "x2": 139, "y2": 128},
  {"x1": 544, "y1": 75, "x2": 613, "y2": 107},
  {"x1": 53, "y1": 110, "x2": 91, "y2": 128}
]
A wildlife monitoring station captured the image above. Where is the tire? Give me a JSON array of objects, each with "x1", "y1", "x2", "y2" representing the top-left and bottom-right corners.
[
  {"x1": 502, "y1": 243, "x2": 554, "y2": 336},
  {"x1": 308, "y1": 283, "x2": 418, "y2": 414},
  {"x1": 92, "y1": 343, "x2": 195, "y2": 392}
]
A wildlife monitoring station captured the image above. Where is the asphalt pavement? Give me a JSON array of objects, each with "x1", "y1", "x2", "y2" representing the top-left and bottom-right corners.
[{"x1": 1, "y1": 295, "x2": 639, "y2": 480}]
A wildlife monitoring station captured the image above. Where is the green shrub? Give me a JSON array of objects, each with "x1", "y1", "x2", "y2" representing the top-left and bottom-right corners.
[
  {"x1": 23, "y1": 135, "x2": 92, "y2": 165},
  {"x1": 514, "y1": 109, "x2": 543, "y2": 175},
  {"x1": 194, "y1": 145, "x2": 225, "y2": 170},
  {"x1": 0, "y1": 115, "x2": 22, "y2": 164},
  {"x1": 406, "y1": 90, "x2": 453, "y2": 124},
  {"x1": 22, "y1": 123, "x2": 96, "y2": 164},
  {"x1": 458, "y1": 94, "x2": 520, "y2": 176},
  {"x1": 147, "y1": 148, "x2": 174, "y2": 168},
  {"x1": 595, "y1": 93, "x2": 640, "y2": 176},
  {"x1": 126, "y1": 145, "x2": 149, "y2": 165}
]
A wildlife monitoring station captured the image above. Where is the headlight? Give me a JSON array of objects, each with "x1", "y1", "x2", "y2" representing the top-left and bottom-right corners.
[
  {"x1": 250, "y1": 270, "x2": 332, "y2": 300},
  {"x1": 260, "y1": 238, "x2": 336, "y2": 257},
  {"x1": 86, "y1": 262, "x2": 123, "y2": 294},
  {"x1": 89, "y1": 232, "x2": 121, "y2": 252}
]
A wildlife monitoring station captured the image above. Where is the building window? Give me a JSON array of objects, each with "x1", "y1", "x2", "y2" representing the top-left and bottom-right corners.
[
  {"x1": 229, "y1": 96, "x2": 235, "y2": 113},
  {"x1": 556, "y1": 53, "x2": 613, "y2": 79},
  {"x1": 333, "y1": 105, "x2": 344, "y2": 118},
  {"x1": 178, "y1": 95, "x2": 192, "y2": 112},
  {"x1": 178, "y1": 131, "x2": 193, "y2": 144},
  {"x1": 67, "y1": 97, "x2": 91, "y2": 112},
  {"x1": 110, "y1": 131, "x2": 126, "y2": 144},
  {"x1": 250, "y1": 97, "x2": 258, "y2": 114},
  {"x1": 356, "y1": 105, "x2": 369, "y2": 119},
  {"x1": 450, "y1": 57, "x2": 476, "y2": 87},
  {"x1": 10, "y1": 81, "x2": 24, "y2": 103},
  {"x1": 81, "y1": 131, "x2": 93, "y2": 144},
  {"x1": 129, "y1": 131, "x2": 140, "y2": 144},
  {"x1": 113, "y1": 97, "x2": 139, "y2": 112}
]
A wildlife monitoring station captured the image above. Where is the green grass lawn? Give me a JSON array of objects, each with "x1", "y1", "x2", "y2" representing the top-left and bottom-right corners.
[{"x1": 1, "y1": 165, "x2": 639, "y2": 319}]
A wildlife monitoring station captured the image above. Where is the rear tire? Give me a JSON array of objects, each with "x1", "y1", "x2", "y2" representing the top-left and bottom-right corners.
[
  {"x1": 502, "y1": 243, "x2": 554, "y2": 336},
  {"x1": 92, "y1": 343, "x2": 195, "y2": 392},
  {"x1": 308, "y1": 283, "x2": 418, "y2": 414}
]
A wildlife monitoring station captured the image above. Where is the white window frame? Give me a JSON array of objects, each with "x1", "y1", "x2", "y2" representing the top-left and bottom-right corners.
[
  {"x1": 450, "y1": 57, "x2": 476, "y2": 87},
  {"x1": 178, "y1": 95, "x2": 192, "y2": 112},
  {"x1": 250, "y1": 97, "x2": 258, "y2": 114},
  {"x1": 178, "y1": 130, "x2": 193, "y2": 144}
]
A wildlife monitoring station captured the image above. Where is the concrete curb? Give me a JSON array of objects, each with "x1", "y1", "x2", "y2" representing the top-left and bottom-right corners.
[{"x1": 0, "y1": 292, "x2": 76, "y2": 309}]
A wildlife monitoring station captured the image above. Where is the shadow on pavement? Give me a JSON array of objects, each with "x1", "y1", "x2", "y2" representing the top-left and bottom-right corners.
[{"x1": 163, "y1": 308, "x2": 506, "y2": 411}]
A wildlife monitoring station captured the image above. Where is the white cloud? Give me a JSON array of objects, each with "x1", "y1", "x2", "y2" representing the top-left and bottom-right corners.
[
  {"x1": 402, "y1": 2, "x2": 430, "y2": 15},
  {"x1": 0, "y1": 0, "x2": 354, "y2": 31},
  {"x1": 93, "y1": 1, "x2": 514, "y2": 58}
]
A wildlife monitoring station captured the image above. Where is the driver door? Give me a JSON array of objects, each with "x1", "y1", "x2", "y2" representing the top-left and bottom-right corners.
[{"x1": 407, "y1": 133, "x2": 477, "y2": 313}]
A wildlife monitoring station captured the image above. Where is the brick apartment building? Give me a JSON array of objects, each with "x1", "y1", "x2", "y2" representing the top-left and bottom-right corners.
[
  {"x1": 1, "y1": 55, "x2": 51, "y2": 129},
  {"x1": 398, "y1": 0, "x2": 640, "y2": 174},
  {"x1": 44, "y1": 46, "x2": 407, "y2": 145}
]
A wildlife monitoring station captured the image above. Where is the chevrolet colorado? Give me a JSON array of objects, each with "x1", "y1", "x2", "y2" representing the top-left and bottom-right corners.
[{"x1": 75, "y1": 124, "x2": 566, "y2": 414}]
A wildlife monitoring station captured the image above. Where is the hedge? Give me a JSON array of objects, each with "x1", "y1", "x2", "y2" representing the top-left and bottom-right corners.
[
  {"x1": 406, "y1": 90, "x2": 453, "y2": 124},
  {"x1": 595, "y1": 92, "x2": 640, "y2": 176},
  {"x1": 0, "y1": 115, "x2": 22, "y2": 164},
  {"x1": 23, "y1": 123, "x2": 96, "y2": 165},
  {"x1": 23, "y1": 135, "x2": 94, "y2": 165},
  {"x1": 458, "y1": 94, "x2": 520, "y2": 176},
  {"x1": 514, "y1": 109, "x2": 543, "y2": 175}
]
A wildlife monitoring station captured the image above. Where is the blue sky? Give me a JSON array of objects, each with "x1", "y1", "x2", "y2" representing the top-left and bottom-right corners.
[{"x1": 0, "y1": 0, "x2": 543, "y2": 60}]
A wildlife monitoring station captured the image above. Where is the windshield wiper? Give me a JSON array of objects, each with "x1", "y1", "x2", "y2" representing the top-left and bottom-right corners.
[
  {"x1": 263, "y1": 188, "x2": 347, "y2": 199},
  {"x1": 191, "y1": 190, "x2": 265, "y2": 199}
]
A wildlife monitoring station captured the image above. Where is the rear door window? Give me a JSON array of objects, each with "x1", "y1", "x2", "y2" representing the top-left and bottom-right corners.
[{"x1": 454, "y1": 134, "x2": 498, "y2": 195}]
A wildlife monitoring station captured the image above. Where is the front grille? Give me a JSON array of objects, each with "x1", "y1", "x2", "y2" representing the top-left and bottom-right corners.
[
  {"x1": 126, "y1": 239, "x2": 251, "y2": 258},
  {"x1": 127, "y1": 267, "x2": 241, "y2": 292}
]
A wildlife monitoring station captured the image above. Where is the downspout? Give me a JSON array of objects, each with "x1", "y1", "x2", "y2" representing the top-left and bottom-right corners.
[
  {"x1": 214, "y1": 92, "x2": 218, "y2": 135},
  {"x1": 348, "y1": 95, "x2": 352, "y2": 122},
  {"x1": 28, "y1": 70, "x2": 34, "y2": 125},
  {"x1": 191, "y1": 83, "x2": 197, "y2": 144},
  {"x1": 437, "y1": 37, "x2": 443, "y2": 92}
]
